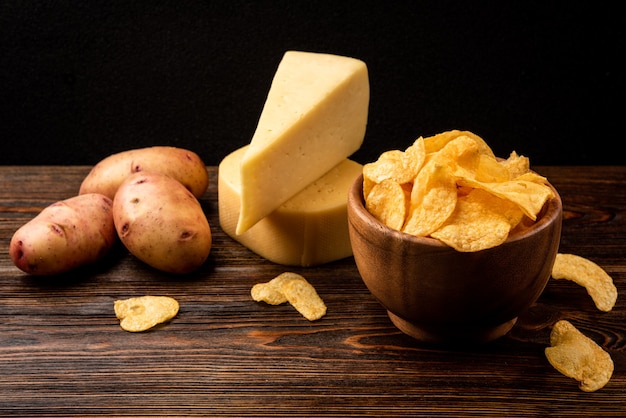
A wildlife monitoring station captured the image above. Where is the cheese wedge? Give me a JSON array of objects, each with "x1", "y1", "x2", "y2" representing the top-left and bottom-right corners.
[
  {"x1": 219, "y1": 146, "x2": 362, "y2": 266},
  {"x1": 236, "y1": 50, "x2": 369, "y2": 234}
]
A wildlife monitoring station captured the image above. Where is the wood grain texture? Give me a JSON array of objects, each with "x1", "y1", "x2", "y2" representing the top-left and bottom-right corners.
[{"x1": 0, "y1": 165, "x2": 625, "y2": 417}]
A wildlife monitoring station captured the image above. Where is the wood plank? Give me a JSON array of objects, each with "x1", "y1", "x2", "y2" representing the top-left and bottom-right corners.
[{"x1": 0, "y1": 165, "x2": 625, "y2": 416}]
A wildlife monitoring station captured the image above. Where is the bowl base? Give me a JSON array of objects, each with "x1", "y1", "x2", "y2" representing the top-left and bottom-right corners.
[{"x1": 387, "y1": 311, "x2": 517, "y2": 345}]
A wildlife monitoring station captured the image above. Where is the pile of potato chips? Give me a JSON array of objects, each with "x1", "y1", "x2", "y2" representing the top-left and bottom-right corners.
[{"x1": 363, "y1": 130, "x2": 555, "y2": 252}]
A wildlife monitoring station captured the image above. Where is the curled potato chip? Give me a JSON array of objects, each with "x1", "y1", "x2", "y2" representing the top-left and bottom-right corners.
[
  {"x1": 545, "y1": 320, "x2": 614, "y2": 392},
  {"x1": 252, "y1": 272, "x2": 327, "y2": 321},
  {"x1": 362, "y1": 137, "x2": 426, "y2": 198},
  {"x1": 250, "y1": 272, "x2": 293, "y2": 305},
  {"x1": 365, "y1": 179, "x2": 407, "y2": 231},
  {"x1": 552, "y1": 253, "x2": 618, "y2": 312},
  {"x1": 403, "y1": 162, "x2": 457, "y2": 237},
  {"x1": 457, "y1": 175, "x2": 553, "y2": 221},
  {"x1": 430, "y1": 135, "x2": 482, "y2": 170},
  {"x1": 499, "y1": 151, "x2": 530, "y2": 179},
  {"x1": 363, "y1": 150, "x2": 405, "y2": 184},
  {"x1": 281, "y1": 275, "x2": 327, "y2": 321},
  {"x1": 430, "y1": 189, "x2": 520, "y2": 252},
  {"x1": 114, "y1": 295, "x2": 179, "y2": 332},
  {"x1": 403, "y1": 136, "x2": 427, "y2": 177},
  {"x1": 423, "y1": 130, "x2": 495, "y2": 158},
  {"x1": 475, "y1": 153, "x2": 510, "y2": 182}
]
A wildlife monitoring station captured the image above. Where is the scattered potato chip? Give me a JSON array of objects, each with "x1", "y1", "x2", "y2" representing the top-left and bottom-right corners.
[
  {"x1": 365, "y1": 179, "x2": 407, "y2": 231},
  {"x1": 552, "y1": 253, "x2": 618, "y2": 312},
  {"x1": 281, "y1": 275, "x2": 327, "y2": 321},
  {"x1": 363, "y1": 129, "x2": 555, "y2": 252},
  {"x1": 250, "y1": 272, "x2": 293, "y2": 305},
  {"x1": 114, "y1": 295, "x2": 179, "y2": 332},
  {"x1": 430, "y1": 189, "x2": 519, "y2": 252},
  {"x1": 251, "y1": 272, "x2": 327, "y2": 321},
  {"x1": 545, "y1": 320, "x2": 614, "y2": 392}
]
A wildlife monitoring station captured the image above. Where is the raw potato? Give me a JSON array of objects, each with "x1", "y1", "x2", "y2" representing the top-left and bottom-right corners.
[
  {"x1": 79, "y1": 146, "x2": 209, "y2": 200},
  {"x1": 9, "y1": 193, "x2": 117, "y2": 275},
  {"x1": 113, "y1": 172, "x2": 212, "y2": 274}
]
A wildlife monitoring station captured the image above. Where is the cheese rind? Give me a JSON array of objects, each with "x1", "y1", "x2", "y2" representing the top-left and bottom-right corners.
[
  {"x1": 219, "y1": 146, "x2": 362, "y2": 266},
  {"x1": 236, "y1": 50, "x2": 369, "y2": 234}
]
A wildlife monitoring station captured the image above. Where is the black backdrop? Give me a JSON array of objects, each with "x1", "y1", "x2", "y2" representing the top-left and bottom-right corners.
[{"x1": 1, "y1": 1, "x2": 623, "y2": 166}]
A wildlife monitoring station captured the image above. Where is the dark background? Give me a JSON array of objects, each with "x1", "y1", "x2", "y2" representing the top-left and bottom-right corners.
[{"x1": 0, "y1": 1, "x2": 623, "y2": 167}]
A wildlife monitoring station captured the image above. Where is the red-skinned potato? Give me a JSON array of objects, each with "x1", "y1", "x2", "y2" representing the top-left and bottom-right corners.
[
  {"x1": 9, "y1": 193, "x2": 117, "y2": 275},
  {"x1": 79, "y1": 146, "x2": 208, "y2": 200},
  {"x1": 113, "y1": 172, "x2": 212, "y2": 274}
]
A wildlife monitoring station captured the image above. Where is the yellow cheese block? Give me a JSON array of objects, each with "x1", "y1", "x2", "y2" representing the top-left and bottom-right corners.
[
  {"x1": 219, "y1": 146, "x2": 363, "y2": 267},
  {"x1": 237, "y1": 50, "x2": 369, "y2": 234}
]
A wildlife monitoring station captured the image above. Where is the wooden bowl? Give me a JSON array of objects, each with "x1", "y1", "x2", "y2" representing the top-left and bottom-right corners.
[{"x1": 347, "y1": 174, "x2": 562, "y2": 345}]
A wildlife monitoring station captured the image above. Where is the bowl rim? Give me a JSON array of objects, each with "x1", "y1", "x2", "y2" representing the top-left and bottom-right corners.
[{"x1": 348, "y1": 173, "x2": 563, "y2": 249}]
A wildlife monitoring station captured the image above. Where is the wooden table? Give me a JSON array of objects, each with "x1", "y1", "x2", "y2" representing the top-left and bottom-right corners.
[{"x1": 0, "y1": 165, "x2": 624, "y2": 417}]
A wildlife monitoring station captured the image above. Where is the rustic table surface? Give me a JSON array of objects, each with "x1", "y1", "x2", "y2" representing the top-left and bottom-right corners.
[{"x1": 0, "y1": 165, "x2": 624, "y2": 417}]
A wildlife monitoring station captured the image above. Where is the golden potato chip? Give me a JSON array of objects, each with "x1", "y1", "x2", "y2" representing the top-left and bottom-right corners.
[
  {"x1": 423, "y1": 130, "x2": 495, "y2": 158},
  {"x1": 457, "y1": 176, "x2": 553, "y2": 221},
  {"x1": 475, "y1": 154, "x2": 510, "y2": 182},
  {"x1": 403, "y1": 162, "x2": 457, "y2": 236},
  {"x1": 545, "y1": 320, "x2": 614, "y2": 392},
  {"x1": 252, "y1": 272, "x2": 327, "y2": 321},
  {"x1": 552, "y1": 253, "x2": 617, "y2": 312},
  {"x1": 430, "y1": 135, "x2": 481, "y2": 169},
  {"x1": 365, "y1": 179, "x2": 407, "y2": 231},
  {"x1": 250, "y1": 272, "x2": 293, "y2": 305},
  {"x1": 362, "y1": 137, "x2": 426, "y2": 198},
  {"x1": 114, "y1": 295, "x2": 179, "y2": 332},
  {"x1": 403, "y1": 136, "x2": 427, "y2": 177},
  {"x1": 430, "y1": 189, "x2": 514, "y2": 252},
  {"x1": 363, "y1": 150, "x2": 404, "y2": 184},
  {"x1": 499, "y1": 151, "x2": 530, "y2": 179},
  {"x1": 281, "y1": 274, "x2": 327, "y2": 321}
]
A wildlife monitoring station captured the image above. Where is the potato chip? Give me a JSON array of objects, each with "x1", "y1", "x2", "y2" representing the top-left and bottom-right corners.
[
  {"x1": 363, "y1": 150, "x2": 405, "y2": 187},
  {"x1": 430, "y1": 135, "x2": 481, "y2": 170},
  {"x1": 499, "y1": 151, "x2": 530, "y2": 179},
  {"x1": 362, "y1": 137, "x2": 426, "y2": 198},
  {"x1": 475, "y1": 153, "x2": 510, "y2": 182},
  {"x1": 430, "y1": 189, "x2": 514, "y2": 252},
  {"x1": 403, "y1": 162, "x2": 457, "y2": 236},
  {"x1": 423, "y1": 130, "x2": 495, "y2": 158},
  {"x1": 545, "y1": 320, "x2": 614, "y2": 392},
  {"x1": 457, "y1": 176, "x2": 553, "y2": 221},
  {"x1": 551, "y1": 253, "x2": 617, "y2": 312},
  {"x1": 114, "y1": 295, "x2": 179, "y2": 332},
  {"x1": 250, "y1": 272, "x2": 292, "y2": 305},
  {"x1": 403, "y1": 136, "x2": 427, "y2": 176},
  {"x1": 252, "y1": 272, "x2": 327, "y2": 321},
  {"x1": 281, "y1": 274, "x2": 327, "y2": 321},
  {"x1": 365, "y1": 179, "x2": 407, "y2": 231}
]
